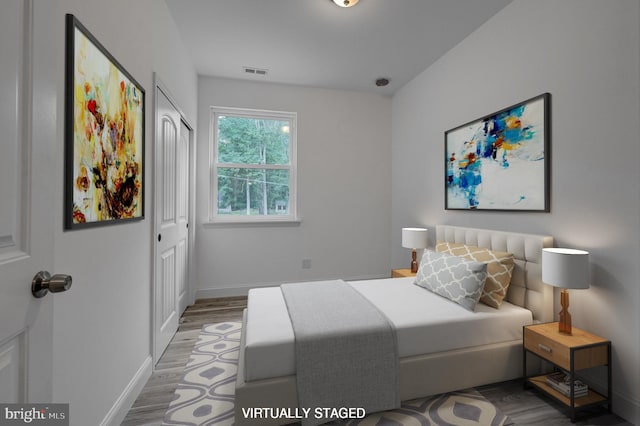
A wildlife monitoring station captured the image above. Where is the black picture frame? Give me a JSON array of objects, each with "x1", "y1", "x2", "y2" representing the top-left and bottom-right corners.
[
  {"x1": 64, "y1": 14, "x2": 145, "y2": 229},
  {"x1": 444, "y1": 93, "x2": 550, "y2": 212}
]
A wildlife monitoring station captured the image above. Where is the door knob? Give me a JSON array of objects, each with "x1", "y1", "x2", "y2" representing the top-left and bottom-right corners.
[{"x1": 32, "y1": 271, "x2": 72, "y2": 298}]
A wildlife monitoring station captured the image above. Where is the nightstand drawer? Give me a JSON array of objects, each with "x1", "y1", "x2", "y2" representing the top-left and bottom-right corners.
[
  {"x1": 524, "y1": 327, "x2": 570, "y2": 368},
  {"x1": 524, "y1": 324, "x2": 609, "y2": 371}
]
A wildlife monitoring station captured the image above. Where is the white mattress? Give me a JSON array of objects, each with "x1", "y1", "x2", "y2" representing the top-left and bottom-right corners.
[{"x1": 244, "y1": 277, "x2": 533, "y2": 382}]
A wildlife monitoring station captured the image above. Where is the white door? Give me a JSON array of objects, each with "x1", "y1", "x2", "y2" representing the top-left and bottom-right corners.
[
  {"x1": 154, "y1": 87, "x2": 190, "y2": 362},
  {"x1": 0, "y1": 0, "x2": 61, "y2": 404}
]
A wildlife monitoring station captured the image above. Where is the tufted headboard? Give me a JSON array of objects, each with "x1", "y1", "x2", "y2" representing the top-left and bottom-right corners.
[{"x1": 436, "y1": 225, "x2": 554, "y2": 323}]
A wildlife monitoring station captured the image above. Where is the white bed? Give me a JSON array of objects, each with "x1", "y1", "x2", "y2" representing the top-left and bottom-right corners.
[
  {"x1": 235, "y1": 225, "x2": 554, "y2": 425},
  {"x1": 244, "y1": 278, "x2": 533, "y2": 381}
]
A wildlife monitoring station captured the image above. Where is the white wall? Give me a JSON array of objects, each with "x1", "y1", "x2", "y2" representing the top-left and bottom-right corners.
[
  {"x1": 31, "y1": 0, "x2": 198, "y2": 424},
  {"x1": 391, "y1": 0, "x2": 640, "y2": 423},
  {"x1": 196, "y1": 77, "x2": 392, "y2": 296}
]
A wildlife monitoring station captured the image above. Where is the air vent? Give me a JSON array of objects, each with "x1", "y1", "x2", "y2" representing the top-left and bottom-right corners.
[{"x1": 243, "y1": 66, "x2": 268, "y2": 76}]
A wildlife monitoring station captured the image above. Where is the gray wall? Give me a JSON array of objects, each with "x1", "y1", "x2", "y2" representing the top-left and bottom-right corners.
[
  {"x1": 391, "y1": 1, "x2": 639, "y2": 422},
  {"x1": 40, "y1": 0, "x2": 198, "y2": 424},
  {"x1": 196, "y1": 77, "x2": 392, "y2": 296}
]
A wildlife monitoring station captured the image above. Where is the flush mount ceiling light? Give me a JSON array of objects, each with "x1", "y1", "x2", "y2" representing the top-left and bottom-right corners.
[{"x1": 331, "y1": 0, "x2": 359, "y2": 7}]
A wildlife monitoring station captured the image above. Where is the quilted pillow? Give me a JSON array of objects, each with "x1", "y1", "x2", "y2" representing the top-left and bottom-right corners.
[
  {"x1": 436, "y1": 241, "x2": 515, "y2": 309},
  {"x1": 414, "y1": 250, "x2": 487, "y2": 311}
]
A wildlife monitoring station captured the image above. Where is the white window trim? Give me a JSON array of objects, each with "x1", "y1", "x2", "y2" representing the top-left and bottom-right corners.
[{"x1": 208, "y1": 106, "x2": 298, "y2": 224}]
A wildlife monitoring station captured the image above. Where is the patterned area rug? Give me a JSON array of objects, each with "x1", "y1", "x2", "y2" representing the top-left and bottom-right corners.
[{"x1": 163, "y1": 322, "x2": 513, "y2": 426}]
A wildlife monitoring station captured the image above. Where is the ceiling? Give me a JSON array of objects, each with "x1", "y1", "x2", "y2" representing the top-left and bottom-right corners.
[{"x1": 165, "y1": 0, "x2": 513, "y2": 96}]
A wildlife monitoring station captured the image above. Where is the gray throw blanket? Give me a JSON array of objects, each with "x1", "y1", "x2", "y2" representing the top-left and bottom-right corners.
[{"x1": 281, "y1": 280, "x2": 399, "y2": 425}]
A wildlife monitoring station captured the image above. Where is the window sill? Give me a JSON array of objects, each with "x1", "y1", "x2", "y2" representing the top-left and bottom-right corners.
[{"x1": 203, "y1": 218, "x2": 302, "y2": 228}]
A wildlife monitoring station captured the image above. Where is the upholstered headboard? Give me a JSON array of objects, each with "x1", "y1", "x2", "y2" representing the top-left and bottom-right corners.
[{"x1": 435, "y1": 225, "x2": 554, "y2": 323}]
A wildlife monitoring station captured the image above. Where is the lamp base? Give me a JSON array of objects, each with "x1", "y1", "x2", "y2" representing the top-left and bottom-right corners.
[
  {"x1": 410, "y1": 249, "x2": 418, "y2": 273},
  {"x1": 558, "y1": 289, "x2": 572, "y2": 335}
]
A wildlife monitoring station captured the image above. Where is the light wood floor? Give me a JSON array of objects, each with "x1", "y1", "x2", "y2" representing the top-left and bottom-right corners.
[
  {"x1": 122, "y1": 296, "x2": 247, "y2": 426},
  {"x1": 122, "y1": 297, "x2": 631, "y2": 426}
]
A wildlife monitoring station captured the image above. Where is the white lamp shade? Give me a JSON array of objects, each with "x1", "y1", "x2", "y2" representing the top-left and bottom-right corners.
[
  {"x1": 542, "y1": 248, "x2": 590, "y2": 289},
  {"x1": 402, "y1": 228, "x2": 428, "y2": 249}
]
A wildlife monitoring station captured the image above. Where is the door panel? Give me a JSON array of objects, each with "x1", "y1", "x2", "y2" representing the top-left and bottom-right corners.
[
  {"x1": 162, "y1": 118, "x2": 177, "y2": 224},
  {"x1": 177, "y1": 239, "x2": 188, "y2": 314},
  {"x1": 154, "y1": 87, "x2": 190, "y2": 362},
  {"x1": 0, "y1": 0, "x2": 28, "y2": 263},
  {"x1": 160, "y1": 248, "x2": 176, "y2": 330},
  {"x1": 0, "y1": 0, "x2": 55, "y2": 403},
  {"x1": 0, "y1": 336, "x2": 24, "y2": 403},
  {"x1": 177, "y1": 122, "x2": 189, "y2": 222},
  {"x1": 177, "y1": 121, "x2": 190, "y2": 314}
]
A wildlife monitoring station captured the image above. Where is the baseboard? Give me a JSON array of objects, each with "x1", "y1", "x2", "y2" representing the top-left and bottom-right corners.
[
  {"x1": 100, "y1": 355, "x2": 153, "y2": 426},
  {"x1": 612, "y1": 389, "x2": 640, "y2": 425},
  {"x1": 195, "y1": 274, "x2": 389, "y2": 299},
  {"x1": 196, "y1": 285, "x2": 252, "y2": 299},
  {"x1": 580, "y1": 370, "x2": 639, "y2": 424}
]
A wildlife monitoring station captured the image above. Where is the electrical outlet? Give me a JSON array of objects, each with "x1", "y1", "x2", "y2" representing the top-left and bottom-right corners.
[{"x1": 302, "y1": 258, "x2": 312, "y2": 269}]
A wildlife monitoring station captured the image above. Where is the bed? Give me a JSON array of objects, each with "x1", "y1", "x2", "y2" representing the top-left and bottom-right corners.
[{"x1": 234, "y1": 225, "x2": 554, "y2": 425}]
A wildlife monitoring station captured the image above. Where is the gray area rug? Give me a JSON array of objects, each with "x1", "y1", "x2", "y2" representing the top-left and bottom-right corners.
[{"x1": 163, "y1": 322, "x2": 513, "y2": 426}]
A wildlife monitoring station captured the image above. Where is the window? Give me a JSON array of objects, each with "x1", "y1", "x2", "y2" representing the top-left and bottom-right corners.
[{"x1": 210, "y1": 107, "x2": 297, "y2": 223}]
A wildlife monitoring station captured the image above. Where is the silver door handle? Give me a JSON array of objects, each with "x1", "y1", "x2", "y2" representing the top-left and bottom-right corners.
[{"x1": 32, "y1": 271, "x2": 72, "y2": 298}]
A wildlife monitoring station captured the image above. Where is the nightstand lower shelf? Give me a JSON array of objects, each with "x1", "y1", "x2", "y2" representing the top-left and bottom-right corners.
[{"x1": 527, "y1": 375, "x2": 607, "y2": 408}]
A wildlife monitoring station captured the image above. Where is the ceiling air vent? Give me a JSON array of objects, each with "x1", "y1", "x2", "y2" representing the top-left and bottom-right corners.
[{"x1": 243, "y1": 66, "x2": 268, "y2": 76}]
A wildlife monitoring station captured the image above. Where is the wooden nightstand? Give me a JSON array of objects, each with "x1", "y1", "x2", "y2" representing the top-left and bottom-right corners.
[
  {"x1": 391, "y1": 269, "x2": 416, "y2": 278},
  {"x1": 523, "y1": 322, "x2": 611, "y2": 421}
]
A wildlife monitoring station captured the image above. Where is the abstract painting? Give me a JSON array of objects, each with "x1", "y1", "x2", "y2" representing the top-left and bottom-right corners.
[
  {"x1": 445, "y1": 93, "x2": 549, "y2": 211},
  {"x1": 64, "y1": 14, "x2": 144, "y2": 229}
]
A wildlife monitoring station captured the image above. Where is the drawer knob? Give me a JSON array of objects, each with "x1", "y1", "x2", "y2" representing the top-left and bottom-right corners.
[{"x1": 538, "y1": 343, "x2": 552, "y2": 353}]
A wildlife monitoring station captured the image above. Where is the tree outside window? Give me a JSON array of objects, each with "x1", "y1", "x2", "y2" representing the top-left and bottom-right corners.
[{"x1": 210, "y1": 107, "x2": 297, "y2": 222}]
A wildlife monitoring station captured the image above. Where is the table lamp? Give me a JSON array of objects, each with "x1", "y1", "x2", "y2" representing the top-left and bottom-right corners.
[
  {"x1": 402, "y1": 228, "x2": 428, "y2": 273},
  {"x1": 542, "y1": 248, "x2": 590, "y2": 335}
]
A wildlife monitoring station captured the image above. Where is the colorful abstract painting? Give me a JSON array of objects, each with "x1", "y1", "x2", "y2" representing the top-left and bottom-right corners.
[
  {"x1": 64, "y1": 15, "x2": 144, "y2": 229},
  {"x1": 445, "y1": 93, "x2": 549, "y2": 211}
]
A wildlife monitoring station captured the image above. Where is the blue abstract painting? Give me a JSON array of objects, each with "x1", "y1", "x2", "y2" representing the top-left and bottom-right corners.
[{"x1": 445, "y1": 93, "x2": 549, "y2": 211}]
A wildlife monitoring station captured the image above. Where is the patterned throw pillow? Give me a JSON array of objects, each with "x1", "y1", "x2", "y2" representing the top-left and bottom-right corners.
[
  {"x1": 414, "y1": 250, "x2": 487, "y2": 311},
  {"x1": 436, "y1": 241, "x2": 515, "y2": 309}
]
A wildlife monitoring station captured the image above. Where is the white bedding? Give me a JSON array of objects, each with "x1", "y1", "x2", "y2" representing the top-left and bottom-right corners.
[{"x1": 244, "y1": 277, "x2": 533, "y2": 382}]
